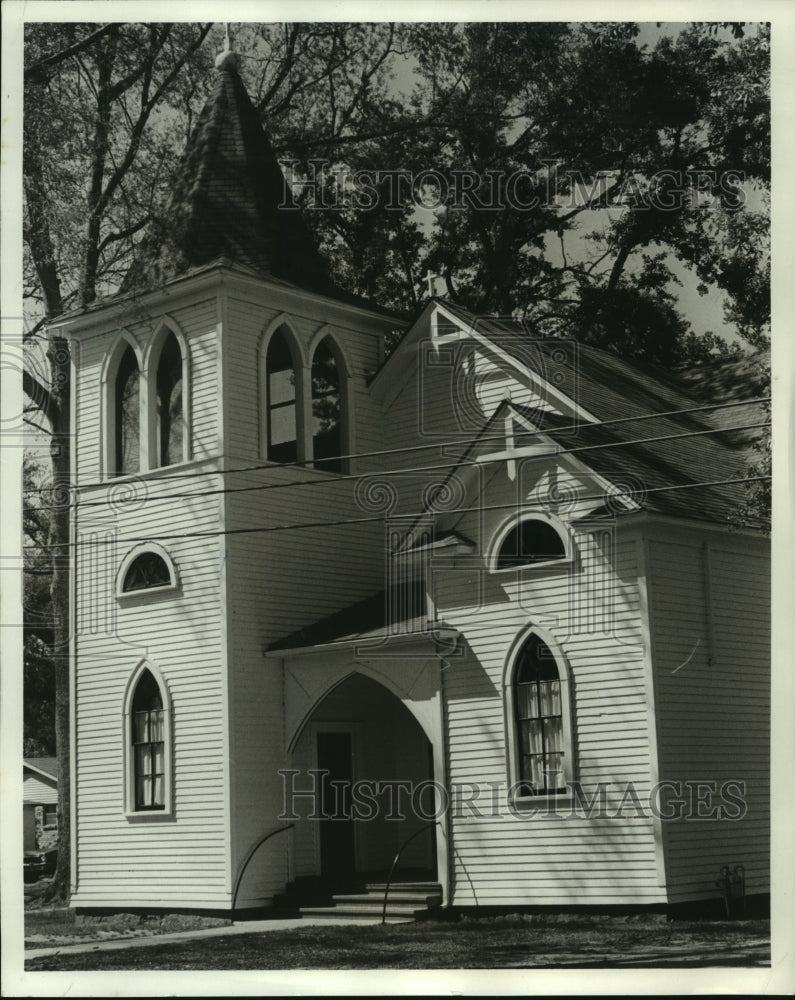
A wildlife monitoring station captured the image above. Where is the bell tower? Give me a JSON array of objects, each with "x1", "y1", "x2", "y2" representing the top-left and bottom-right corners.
[{"x1": 57, "y1": 34, "x2": 403, "y2": 913}]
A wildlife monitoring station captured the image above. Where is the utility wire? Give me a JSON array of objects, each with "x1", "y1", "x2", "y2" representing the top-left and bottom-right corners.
[
  {"x1": 26, "y1": 474, "x2": 771, "y2": 550},
  {"x1": 28, "y1": 419, "x2": 769, "y2": 513},
  {"x1": 24, "y1": 395, "x2": 770, "y2": 495}
]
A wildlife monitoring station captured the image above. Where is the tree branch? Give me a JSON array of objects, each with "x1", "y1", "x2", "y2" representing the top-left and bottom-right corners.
[{"x1": 25, "y1": 24, "x2": 118, "y2": 84}]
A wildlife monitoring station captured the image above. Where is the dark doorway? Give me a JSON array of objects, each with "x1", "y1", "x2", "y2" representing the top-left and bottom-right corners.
[{"x1": 317, "y1": 731, "x2": 356, "y2": 876}]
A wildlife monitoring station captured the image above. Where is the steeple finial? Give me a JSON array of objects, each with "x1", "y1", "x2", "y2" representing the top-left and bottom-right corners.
[{"x1": 215, "y1": 22, "x2": 239, "y2": 71}]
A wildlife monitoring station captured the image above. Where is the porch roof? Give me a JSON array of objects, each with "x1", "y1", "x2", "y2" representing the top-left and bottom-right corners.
[{"x1": 268, "y1": 581, "x2": 455, "y2": 653}]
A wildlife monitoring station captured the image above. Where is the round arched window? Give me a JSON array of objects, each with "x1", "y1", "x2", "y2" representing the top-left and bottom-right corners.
[{"x1": 495, "y1": 518, "x2": 567, "y2": 570}]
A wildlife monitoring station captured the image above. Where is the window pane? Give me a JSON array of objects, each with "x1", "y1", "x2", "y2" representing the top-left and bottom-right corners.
[
  {"x1": 497, "y1": 519, "x2": 565, "y2": 569},
  {"x1": 135, "y1": 775, "x2": 149, "y2": 808},
  {"x1": 123, "y1": 552, "x2": 170, "y2": 592},
  {"x1": 545, "y1": 716, "x2": 563, "y2": 755},
  {"x1": 545, "y1": 752, "x2": 565, "y2": 790},
  {"x1": 539, "y1": 679, "x2": 561, "y2": 717},
  {"x1": 162, "y1": 377, "x2": 183, "y2": 465},
  {"x1": 312, "y1": 338, "x2": 342, "y2": 471},
  {"x1": 115, "y1": 347, "x2": 140, "y2": 476},
  {"x1": 515, "y1": 682, "x2": 535, "y2": 720},
  {"x1": 152, "y1": 741, "x2": 165, "y2": 772},
  {"x1": 157, "y1": 334, "x2": 184, "y2": 467},
  {"x1": 134, "y1": 710, "x2": 149, "y2": 743},
  {"x1": 152, "y1": 774, "x2": 165, "y2": 806},
  {"x1": 270, "y1": 401, "x2": 297, "y2": 445},
  {"x1": 136, "y1": 745, "x2": 152, "y2": 775},
  {"x1": 269, "y1": 368, "x2": 295, "y2": 407},
  {"x1": 149, "y1": 710, "x2": 164, "y2": 742},
  {"x1": 520, "y1": 719, "x2": 544, "y2": 756}
]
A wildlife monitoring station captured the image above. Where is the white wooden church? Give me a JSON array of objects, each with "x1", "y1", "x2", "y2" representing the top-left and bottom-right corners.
[{"x1": 54, "y1": 46, "x2": 770, "y2": 916}]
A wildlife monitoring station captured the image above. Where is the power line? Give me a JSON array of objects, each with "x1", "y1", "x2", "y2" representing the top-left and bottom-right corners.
[
  {"x1": 23, "y1": 395, "x2": 769, "y2": 495},
  {"x1": 26, "y1": 474, "x2": 771, "y2": 550},
  {"x1": 28, "y1": 419, "x2": 769, "y2": 513}
]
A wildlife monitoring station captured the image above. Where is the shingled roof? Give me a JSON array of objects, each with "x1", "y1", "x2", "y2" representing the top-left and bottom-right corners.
[
  {"x1": 435, "y1": 301, "x2": 769, "y2": 527},
  {"x1": 121, "y1": 51, "x2": 335, "y2": 296}
]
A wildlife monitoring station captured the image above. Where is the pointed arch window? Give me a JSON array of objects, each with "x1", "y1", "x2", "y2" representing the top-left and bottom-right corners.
[
  {"x1": 156, "y1": 332, "x2": 184, "y2": 466},
  {"x1": 311, "y1": 336, "x2": 343, "y2": 473},
  {"x1": 512, "y1": 634, "x2": 569, "y2": 796},
  {"x1": 115, "y1": 346, "x2": 140, "y2": 476},
  {"x1": 131, "y1": 670, "x2": 166, "y2": 811},
  {"x1": 495, "y1": 517, "x2": 568, "y2": 570},
  {"x1": 266, "y1": 327, "x2": 298, "y2": 463}
]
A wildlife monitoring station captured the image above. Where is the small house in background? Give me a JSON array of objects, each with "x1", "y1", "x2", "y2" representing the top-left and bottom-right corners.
[{"x1": 23, "y1": 757, "x2": 59, "y2": 852}]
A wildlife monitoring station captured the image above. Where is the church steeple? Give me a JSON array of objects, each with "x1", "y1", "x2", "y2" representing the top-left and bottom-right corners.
[{"x1": 123, "y1": 30, "x2": 333, "y2": 296}]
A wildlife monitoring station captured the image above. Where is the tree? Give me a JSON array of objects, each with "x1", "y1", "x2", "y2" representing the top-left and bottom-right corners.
[{"x1": 23, "y1": 21, "x2": 214, "y2": 900}]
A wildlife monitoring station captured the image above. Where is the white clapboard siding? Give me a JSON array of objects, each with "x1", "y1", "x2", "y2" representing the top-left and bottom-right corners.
[
  {"x1": 72, "y1": 457, "x2": 231, "y2": 909},
  {"x1": 432, "y1": 476, "x2": 664, "y2": 906},
  {"x1": 647, "y1": 535, "x2": 770, "y2": 900},
  {"x1": 23, "y1": 772, "x2": 58, "y2": 806},
  {"x1": 220, "y1": 290, "x2": 398, "y2": 902}
]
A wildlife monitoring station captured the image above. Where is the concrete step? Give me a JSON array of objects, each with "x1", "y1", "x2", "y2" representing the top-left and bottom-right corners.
[
  {"x1": 330, "y1": 892, "x2": 440, "y2": 906},
  {"x1": 298, "y1": 904, "x2": 416, "y2": 922}
]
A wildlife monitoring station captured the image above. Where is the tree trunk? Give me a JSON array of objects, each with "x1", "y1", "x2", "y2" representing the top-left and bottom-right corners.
[{"x1": 46, "y1": 363, "x2": 72, "y2": 902}]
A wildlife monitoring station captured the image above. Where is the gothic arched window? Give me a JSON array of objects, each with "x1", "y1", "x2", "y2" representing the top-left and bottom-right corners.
[
  {"x1": 512, "y1": 634, "x2": 568, "y2": 796},
  {"x1": 266, "y1": 327, "x2": 298, "y2": 463},
  {"x1": 311, "y1": 336, "x2": 343, "y2": 472},
  {"x1": 115, "y1": 346, "x2": 140, "y2": 476},
  {"x1": 131, "y1": 669, "x2": 166, "y2": 811},
  {"x1": 156, "y1": 332, "x2": 184, "y2": 466}
]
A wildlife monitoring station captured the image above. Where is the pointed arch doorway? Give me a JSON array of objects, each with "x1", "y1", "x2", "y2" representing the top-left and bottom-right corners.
[{"x1": 290, "y1": 673, "x2": 439, "y2": 882}]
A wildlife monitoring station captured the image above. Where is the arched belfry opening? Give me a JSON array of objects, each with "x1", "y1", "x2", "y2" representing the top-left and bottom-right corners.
[{"x1": 290, "y1": 674, "x2": 438, "y2": 880}]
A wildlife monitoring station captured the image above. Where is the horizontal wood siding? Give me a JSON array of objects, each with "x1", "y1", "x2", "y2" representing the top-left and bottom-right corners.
[
  {"x1": 222, "y1": 289, "x2": 392, "y2": 902},
  {"x1": 648, "y1": 535, "x2": 770, "y2": 902},
  {"x1": 435, "y1": 487, "x2": 663, "y2": 905},
  {"x1": 72, "y1": 469, "x2": 230, "y2": 908},
  {"x1": 23, "y1": 773, "x2": 58, "y2": 805}
]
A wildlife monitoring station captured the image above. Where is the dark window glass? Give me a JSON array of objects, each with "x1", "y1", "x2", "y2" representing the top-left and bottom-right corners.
[
  {"x1": 157, "y1": 333, "x2": 184, "y2": 466},
  {"x1": 131, "y1": 670, "x2": 165, "y2": 810},
  {"x1": 497, "y1": 519, "x2": 565, "y2": 569},
  {"x1": 123, "y1": 552, "x2": 171, "y2": 592},
  {"x1": 311, "y1": 337, "x2": 342, "y2": 473},
  {"x1": 513, "y1": 635, "x2": 566, "y2": 796},
  {"x1": 266, "y1": 329, "x2": 297, "y2": 463},
  {"x1": 115, "y1": 347, "x2": 139, "y2": 477}
]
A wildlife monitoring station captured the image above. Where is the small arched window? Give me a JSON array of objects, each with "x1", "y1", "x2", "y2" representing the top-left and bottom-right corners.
[
  {"x1": 115, "y1": 346, "x2": 140, "y2": 476},
  {"x1": 131, "y1": 669, "x2": 166, "y2": 811},
  {"x1": 513, "y1": 634, "x2": 567, "y2": 796},
  {"x1": 495, "y1": 517, "x2": 567, "y2": 570},
  {"x1": 266, "y1": 327, "x2": 298, "y2": 463},
  {"x1": 122, "y1": 551, "x2": 172, "y2": 593},
  {"x1": 156, "y1": 332, "x2": 184, "y2": 466},
  {"x1": 311, "y1": 336, "x2": 343, "y2": 473}
]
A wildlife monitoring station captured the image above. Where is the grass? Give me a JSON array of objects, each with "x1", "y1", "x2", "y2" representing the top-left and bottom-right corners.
[{"x1": 25, "y1": 914, "x2": 770, "y2": 971}]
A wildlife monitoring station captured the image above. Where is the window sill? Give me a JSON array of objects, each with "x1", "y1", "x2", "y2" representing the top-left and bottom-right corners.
[
  {"x1": 124, "y1": 808, "x2": 175, "y2": 822},
  {"x1": 491, "y1": 558, "x2": 572, "y2": 575},
  {"x1": 116, "y1": 583, "x2": 180, "y2": 602},
  {"x1": 510, "y1": 790, "x2": 572, "y2": 812}
]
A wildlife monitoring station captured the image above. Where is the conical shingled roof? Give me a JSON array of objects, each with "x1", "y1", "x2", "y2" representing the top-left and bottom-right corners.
[{"x1": 122, "y1": 56, "x2": 334, "y2": 295}]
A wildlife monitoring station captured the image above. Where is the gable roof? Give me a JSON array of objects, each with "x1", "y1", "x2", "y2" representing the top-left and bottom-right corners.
[{"x1": 24, "y1": 757, "x2": 59, "y2": 782}]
